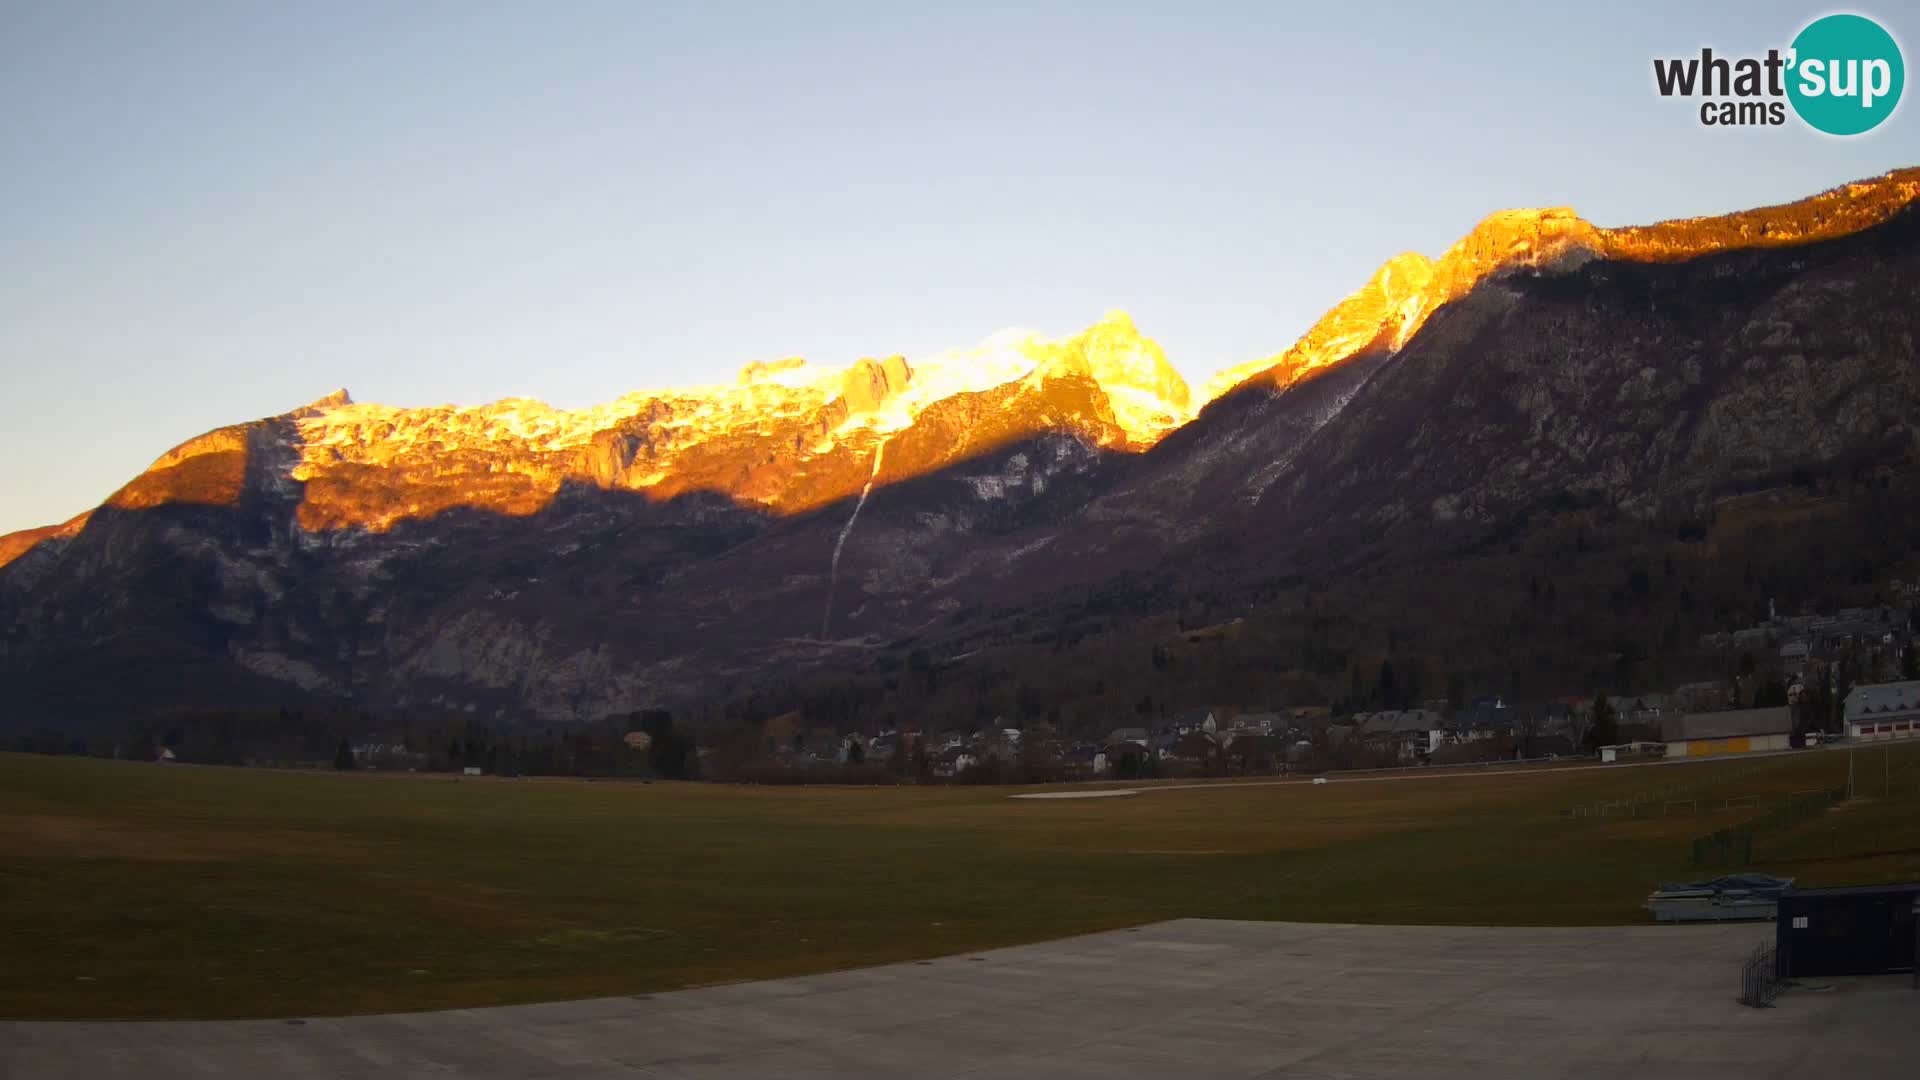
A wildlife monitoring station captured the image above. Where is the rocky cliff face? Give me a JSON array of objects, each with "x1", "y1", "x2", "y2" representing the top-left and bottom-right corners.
[
  {"x1": 1203, "y1": 169, "x2": 1920, "y2": 404},
  {"x1": 1202, "y1": 253, "x2": 1434, "y2": 401},
  {"x1": 53, "y1": 310, "x2": 1194, "y2": 542},
  {"x1": 3, "y1": 169, "x2": 1917, "y2": 726},
  {"x1": 1259, "y1": 214, "x2": 1920, "y2": 532}
]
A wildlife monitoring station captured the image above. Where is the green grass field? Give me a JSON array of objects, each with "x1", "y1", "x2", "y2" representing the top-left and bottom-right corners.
[{"x1": 3, "y1": 747, "x2": 1918, "y2": 1019}]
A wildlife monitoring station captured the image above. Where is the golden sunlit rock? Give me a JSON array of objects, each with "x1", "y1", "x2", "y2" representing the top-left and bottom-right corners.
[
  {"x1": 0, "y1": 512, "x2": 91, "y2": 570},
  {"x1": 1203, "y1": 167, "x2": 1920, "y2": 405},
  {"x1": 4, "y1": 167, "x2": 1913, "y2": 554},
  {"x1": 1203, "y1": 251, "x2": 1435, "y2": 401},
  {"x1": 267, "y1": 311, "x2": 1194, "y2": 532}
]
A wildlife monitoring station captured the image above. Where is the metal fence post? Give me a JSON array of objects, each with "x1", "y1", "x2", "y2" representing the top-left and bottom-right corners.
[{"x1": 1739, "y1": 943, "x2": 1778, "y2": 1007}]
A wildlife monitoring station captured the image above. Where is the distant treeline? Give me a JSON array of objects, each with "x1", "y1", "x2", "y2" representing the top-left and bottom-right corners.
[{"x1": 6, "y1": 706, "x2": 697, "y2": 780}]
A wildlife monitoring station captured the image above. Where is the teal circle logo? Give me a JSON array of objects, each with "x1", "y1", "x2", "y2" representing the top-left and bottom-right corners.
[{"x1": 1787, "y1": 14, "x2": 1904, "y2": 135}]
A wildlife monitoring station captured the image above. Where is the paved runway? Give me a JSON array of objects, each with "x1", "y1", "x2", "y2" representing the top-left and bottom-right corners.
[{"x1": 5, "y1": 920, "x2": 1915, "y2": 1078}]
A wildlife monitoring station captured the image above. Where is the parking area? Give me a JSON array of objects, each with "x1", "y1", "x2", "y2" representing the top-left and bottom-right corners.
[{"x1": 4, "y1": 919, "x2": 1914, "y2": 1078}]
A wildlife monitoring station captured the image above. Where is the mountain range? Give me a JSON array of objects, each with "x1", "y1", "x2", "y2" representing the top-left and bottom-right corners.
[{"x1": 4, "y1": 168, "x2": 1918, "y2": 729}]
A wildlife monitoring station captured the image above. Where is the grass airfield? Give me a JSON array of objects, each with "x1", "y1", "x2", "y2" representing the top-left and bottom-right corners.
[{"x1": 2, "y1": 747, "x2": 1916, "y2": 1019}]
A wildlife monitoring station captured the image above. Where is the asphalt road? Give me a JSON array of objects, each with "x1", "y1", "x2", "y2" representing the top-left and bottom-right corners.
[{"x1": 6, "y1": 919, "x2": 1914, "y2": 1078}]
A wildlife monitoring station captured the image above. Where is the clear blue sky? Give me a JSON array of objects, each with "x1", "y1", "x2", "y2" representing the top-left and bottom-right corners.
[{"x1": 2, "y1": 1, "x2": 1915, "y2": 534}]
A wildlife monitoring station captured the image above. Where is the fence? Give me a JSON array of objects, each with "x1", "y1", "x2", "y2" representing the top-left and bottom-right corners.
[
  {"x1": 1562, "y1": 759, "x2": 1778, "y2": 818},
  {"x1": 1738, "y1": 942, "x2": 1779, "y2": 1008},
  {"x1": 1563, "y1": 742, "x2": 1920, "y2": 819},
  {"x1": 1763, "y1": 821, "x2": 1916, "y2": 863},
  {"x1": 1689, "y1": 786, "x2": 1847, "y2": 868},
  {"x1": 1566, "y1": 794, "x2": 1777, "y2": 819}
]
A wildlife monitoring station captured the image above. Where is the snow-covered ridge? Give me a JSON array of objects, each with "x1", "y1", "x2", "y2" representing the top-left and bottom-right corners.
[{"x1": 289, "y1": 309, "x2": 1195, "y2": 483}]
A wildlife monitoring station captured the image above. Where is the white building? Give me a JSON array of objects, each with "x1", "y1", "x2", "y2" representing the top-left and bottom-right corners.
[{"x1": 1844, "y1": 680, "x2": 1920, "y2": 742}]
